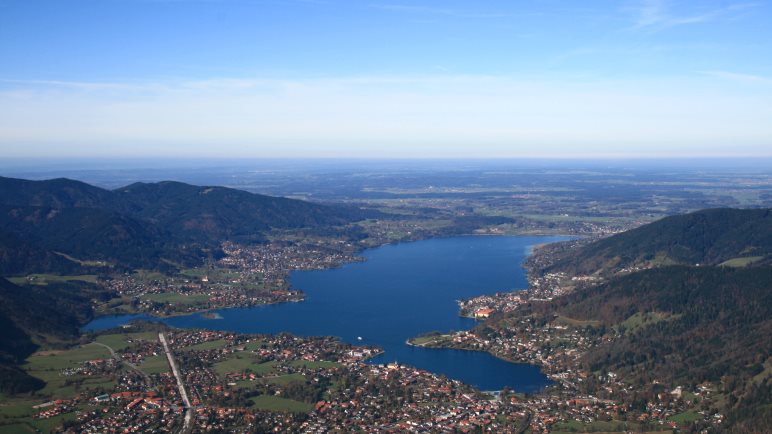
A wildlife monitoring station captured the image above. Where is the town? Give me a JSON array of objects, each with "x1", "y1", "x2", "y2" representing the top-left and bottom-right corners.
[
  {"x1": 96, "y1": 238, "x2": 363, "y2": 317},
  {"x1": 409, "y1": 243, "x2": 728, "y2": 432}
]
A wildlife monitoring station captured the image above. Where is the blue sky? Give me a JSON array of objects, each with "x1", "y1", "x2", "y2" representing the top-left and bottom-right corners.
[{"x1": 1, "y1": 0, "x2": 771, "y2": 158}]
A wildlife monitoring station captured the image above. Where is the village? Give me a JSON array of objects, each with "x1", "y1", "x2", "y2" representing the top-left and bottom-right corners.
[
  {"x1": 17, "y1": 308, "x2": 725, "y2": 434},
  {"x1": 3, "y1": 226, "x2": 739, "y2": 433},
  {"x1": 409, "y1": 244, "x2": 726, "y2": 432},
  {"x1": 97, "y1": 238, "x2": 363, "y2": 317},
  {"x1": 21, "y1": 324, "x2": 627, "y2": 433}
]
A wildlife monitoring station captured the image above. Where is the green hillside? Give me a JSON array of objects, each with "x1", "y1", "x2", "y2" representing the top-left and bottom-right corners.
[
  {"x1": 0, "y1": 277, "x2": 107, "y2": 394},
  {"x1": 0, "y1": 176, "x2": 370, "y2": 275},
  {"x1": 548, "y1": 208, "x2": 772, "y2": 275}
]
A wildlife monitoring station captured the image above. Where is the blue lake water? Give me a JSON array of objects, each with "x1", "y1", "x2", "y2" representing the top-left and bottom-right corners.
[{"x1": 84, "y1": 235, "x2": 568, "y2": 392}]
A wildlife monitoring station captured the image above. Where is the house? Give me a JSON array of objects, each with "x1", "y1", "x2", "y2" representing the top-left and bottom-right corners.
[{"x1": 474, "y1": 308, "x2": 494, "y2": 319}]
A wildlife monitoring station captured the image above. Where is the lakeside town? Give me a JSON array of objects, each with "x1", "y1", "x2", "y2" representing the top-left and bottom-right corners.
[
  {"x1": 2, "y1": 216, "x2": 752, "y2": 433},
  {"x1": 20, "y1": 320, "x2": 721, "y2": 434},
  {"x1": 14, "y1": 325, "x2": 561, "y2": 433},
  {"x1": 96, "y1": 239, "x2": 363, "y2": 317},
  {"x1": 3, "y1": 238, "x2": 720, "y2": 434},
  {"x1": 409, "y1": 243, "x2": 728, "y2": 432}
]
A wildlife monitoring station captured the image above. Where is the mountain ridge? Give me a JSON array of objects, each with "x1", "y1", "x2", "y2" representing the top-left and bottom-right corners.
[
  {"x1": 0, "y1": 176, "x2": 370, "y2": 275},
  {"x1": 546, "y1": 207, "x2": 772, "y2": 275}
]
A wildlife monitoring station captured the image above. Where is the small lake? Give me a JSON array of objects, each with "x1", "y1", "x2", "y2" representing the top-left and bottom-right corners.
[{"x1": 84, "y1": 235, "x2": 568, "y2": 392}]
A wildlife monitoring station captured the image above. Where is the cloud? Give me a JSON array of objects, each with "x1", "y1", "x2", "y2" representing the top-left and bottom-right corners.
[
  {"x1": 629, "y1": 0, "x2": 758, "y2": 30},
  {"x1": 701, "y1": 70, "x2": 772, "y2": 85},
  {"x1": 368, "y1": 3, "x2": 509, "y2": 19},
  {"x1": 0, "y1": 75, "x2": 770, "y2": 158}
]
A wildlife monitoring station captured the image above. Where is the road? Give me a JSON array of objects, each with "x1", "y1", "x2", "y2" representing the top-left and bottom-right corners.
[
  {"x1": 159, "y1": 332, "x2": 193, "y2": 433},
  {"x1": 93, "y1": 342, "x2": 151, "y2": 383}
]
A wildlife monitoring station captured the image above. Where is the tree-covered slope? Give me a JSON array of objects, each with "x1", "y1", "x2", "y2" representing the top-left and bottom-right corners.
[
  {"x1": 548, "y1": 208, "x2": 772, "y2": 275},
  {"x1": 0, "y1": 205, "x2": 183, "y2": 271},
  {"x1": 0, "y1": 176, "x2": 118, "y2": 209},
  {"x1": 115, "y1": 180, "x2": 367, "y2": 244},
  {"x1": 0, "y1": 229, "x2": 86, "y2": 276},
  {"x1": 0, "y1": 277, "x2": 107, "y2": 393},
  {"x1": 551, "y1": 266, "x2": 772, "y2": 430},
  {"x1": 0, "y1": 176, "x2": 370, "y2": 274},
  {"x1": 553, "y1": 266, "x2": 771, "y2": 383}
]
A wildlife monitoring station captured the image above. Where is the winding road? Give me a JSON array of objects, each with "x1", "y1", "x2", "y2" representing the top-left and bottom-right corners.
[{"x1": 93, "y1": 342, "x2": 151, "y2": 383}]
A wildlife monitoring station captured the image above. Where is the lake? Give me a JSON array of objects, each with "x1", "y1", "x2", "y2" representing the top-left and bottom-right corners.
[{"x1": 84, "y1": 235, "x2": 568, "y2": 392}]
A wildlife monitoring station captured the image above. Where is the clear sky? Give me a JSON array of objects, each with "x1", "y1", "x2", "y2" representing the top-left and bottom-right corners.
[{"x1": 1, "y1": 0, "x2": 771, "y2": 159}]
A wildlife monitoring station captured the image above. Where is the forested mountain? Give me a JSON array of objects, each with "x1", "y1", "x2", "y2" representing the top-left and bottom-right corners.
[
  {"x1": 114, "y1": 181, "x2": 366, "y2": 244},
  {"x1": 553, "y1": 266, "x2": 770, "y2": 384},
  {"x1": 0, "y1": 277, "x2": 107, "y2": 393},
  {"x1": 0, "y1": 177, "x2": 118, "y2": 209},
  {"x1": 0, "y1": 229, "x2": 87, "y2": 276},
  {"x1": 0, "y1": 205, "x2": 180, "y2": 271},
  {"x1": 0, "y1": 176, "x2": 370, "y2": 275},
  {"x1": 502, "y1": 208, "x2": 772, "y2": 430},
  {"x1": 547, "y1": 208, "x2": 772, "y2": 275},
  {"x1": 517, "y1": 265, "x2": 772, "y2": 431}
]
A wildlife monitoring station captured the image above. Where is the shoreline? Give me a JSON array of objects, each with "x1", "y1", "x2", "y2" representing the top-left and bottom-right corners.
[{"x1": 87, "y1": 232, "x2": 575, "y2": 324}]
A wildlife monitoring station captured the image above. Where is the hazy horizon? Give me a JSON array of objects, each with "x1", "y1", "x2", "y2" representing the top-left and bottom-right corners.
[{"x1": 2, "y1": 0, "x2": 771, "y2": 159}]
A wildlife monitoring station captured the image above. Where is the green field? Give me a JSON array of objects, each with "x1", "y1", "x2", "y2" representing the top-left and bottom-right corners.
[
  {"x1": 0, "y1": 423, "x2": 36, "y2": 434},
  {"x1": 28, "y1": 411, "x2": 80, "y2": 433},
  {"x1": 618, "y1": 311, "x2": 678, "y2": 334},
  {"x1": 214, "y1": 353, "x2": 264, "y2": 376},
  {"x1": 290, "y1": 360, "x2": 341, "y2": 370},
  {"x1": 249, "y1": 395, "x2": 313, "y2": 413},
  {"x1": 142, "y1": 292, "x2": 212, "y2": 306},
  {"x1": 266, "y1": 373, "x2": 305, "y2": 385},
  {"x1": 214, "y1": 356, "x2": 276, "y2": 376},
  {"x1": 182, "y1": 339, "x2": 229, "y2": 351},
  {"x1": 243, "y1": 340, "x2": 266, "y2": 351},
  {"x1": 95, "y1": 332, "x2": 159, "y2": 352},
  {"x1": 22, "y1": 344, "x2": 115, "y2": 399},
  {"x1": 556, "y1": 315, "x2": 602, "y2": 327},
  {"x1": 7, "y1": 274, "x2": 98, "y2": 286},
  {"x1": 52, "y1": 252, "x2": 111, "y2": 267},
  {"x1": 719, "y1": 256, "x2": 764, "y2": 267},
  {"x1": 410, "y1": 335, "x2": 445, "y2": 346},
  {"x1": 551, "y1": 419, "x2": 668, "y2": 433},
  {"x1": 0, "y1": 402, "x2": 35, "y2": 419},
  {"x1": 669, "y1": 411, "x2": 703, "y2": 424},
  {"x1": 139, "y1": 355, "x2": 169, "y2": 375},
  {"x1": 132, "y1": 269, "x2": 167, "y2": 282}
]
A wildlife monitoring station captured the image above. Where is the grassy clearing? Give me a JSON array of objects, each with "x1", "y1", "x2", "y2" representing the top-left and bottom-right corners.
[
  {"x1": 142, "y1": 292, "x2": 211, "y2": 306},
  {"x1": 411, "y1": 335, "x2": 442, "y2": 346},
  {"x1": 249, "y1": 395, "x2": 313, "y2": 413},
  {"x1": 242, "y1": 340, "x2": 266, "y2": 351},
  {"x1": 0, "y1": 401, "x2": 36, "y2": 419},
  {"x1": 139, "y1": 355, "x2": 169, "y2": 375},
  {"x1": 669, "y1": 411, "x2": 703, "y2": 424},
  {"x1": 751, "y1": 357, "x2": 772, "y2": 385},
  {"x1": 182, "y1": 339, "x2": 228, "y2": 351},
  {"x1": 95, "y1": 332, "x2": 158, "y2": 352},
  {"x1": 551, "y1": 418, "x2": 667, "y2": 432},
  {"x1": 180, "y1": 267, "x2": 244, "y2": 283},
  {"x1": 28, "y1": 411, "x2": 79, "y2": 433},
  {"x1": 618, "y1": 311, "x2": 678, "y2": 334},
  {"x1": 0, "y1": 423, "x2": 37, "y2": 434},
  {"x1": 289, "y1": 360, "x2": 341, "y2": 370},
  {"x1": 719, "y1": 256, "x2": 764, "y2": 267},
  {"x1": 266, "y1": 373, "x2": 305, "y2": 385},
  {"x1": 26, "y1": 344, "x2": 111, "y2": 371},
  {"x1": 52, "y1": 252, "x2": 111, "y2": 267},
  {"x1": 212, "y1": 354, "x2": 268, "y2": 376},
  {"x1": 132, "y1": 269, "x2": 166, "y2": 282},
  {"x1": 556, "y1": 316, "x2": 602, "y2": 327},
  {"x1": 7, "y1": 274, "x2": 98, "y2": 286}
]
